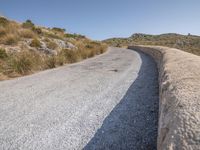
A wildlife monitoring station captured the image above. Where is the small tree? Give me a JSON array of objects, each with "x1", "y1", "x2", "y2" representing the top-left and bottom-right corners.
[{"x1": 22, "y1": 19, "x2": 35, "y2": 29}]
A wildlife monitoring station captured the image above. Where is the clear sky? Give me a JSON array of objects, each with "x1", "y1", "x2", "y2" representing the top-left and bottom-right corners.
[{"x1": 0, "y1": 0, "x2": 200, "y2": 40}]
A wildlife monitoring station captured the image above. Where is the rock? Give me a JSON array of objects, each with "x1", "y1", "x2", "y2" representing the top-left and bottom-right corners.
[
  {"x1": 53, "y1": 39, "x2": 67, "y2": 49},
  {"x1": 66, "y1": 42, "x2": 77, "y2": 50},
  {"x1": 53, "y1": 39, "x2": 77, "y2": 50},
  {"x1": 36, "y1": 40, "x2": 57, "y2": 55},
  {"x1": 38, "y1": 48, "x2": 57, "y2": 55},
  {"x1": 5, "y1": 47, "x2": 21, "y2": 53}
]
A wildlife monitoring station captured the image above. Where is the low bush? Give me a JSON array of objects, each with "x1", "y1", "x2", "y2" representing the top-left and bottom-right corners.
[
  {"x1": 0, "y1": 27, "x2": 6, "y2": 37},
  {"x1": 52, "y1": 27, "x2": 66, "y2": 33},
  {"x1": 0, "y1": 34, "x2": 19, "y2": 45},
  {"x1": 22, "y1": 20, "x2": 34, "y2": 29},
  {"x1": 30, "y1": 39, "x2": 41, "y2": 48},
  {"x1": 32, "y1": 27, "x2": 42, "y2": 35},
  {"x1": 20, "y1": 29, "x2": 36, "y2": 38},
  {"x1": 0, "y1": 48, "x2": 7, "y2": 59},
  {"x1": 44, "y1": 56, "x2": 56, "y2": 68},
  {"x1": 85, "y1": 44, "x2": 93, "y2": 49},
  {"x1": 46, "y1": 41, "x2": 58, "y2": 49},
  {"x1": 44, "y1": 32, "x2": 63, "y2": 39},
  {"x1": 59, "y1": 49, "x2": 79, "y2": 63},
  {"x1": 56, "y1": 55, "x2": 65, "y2": 66},
  {"x1": 9, "y1": 52, "x2": 32, "y2": 74},
  {"x1": 0, "y1": 17, "x2": 9, "y2": 27},
  {"x1": 64, "y1": 33, "x2": 85, "y2": 39}
]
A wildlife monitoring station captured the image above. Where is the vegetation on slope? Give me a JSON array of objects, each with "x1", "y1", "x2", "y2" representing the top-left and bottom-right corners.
[
  {"x1": 104, "y1": 33, "x2": 200, "y2": 56},
  {"x1": 0, "y1": 17, "x2": 107, "y2": 80}
]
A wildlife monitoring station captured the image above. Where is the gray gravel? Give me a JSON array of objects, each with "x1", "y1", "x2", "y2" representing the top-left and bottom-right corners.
[{"x1": 0, "y1": 47, "x2": 159, "y2": 150}]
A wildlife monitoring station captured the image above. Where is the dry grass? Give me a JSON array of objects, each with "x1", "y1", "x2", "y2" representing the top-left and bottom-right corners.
[
  {"x1": 44, "y1": 56, "x2": 57, "y2": 69},
  {"x1": 30, "y1": 39, "x2": 41, "y2": 48},
  {"x1": 3, "y1": 51, "x2": 38, "y2": 75},
  {"x1": 19, "y1": 29, "x2": 36, "y2": 39},
  {"x1": 0, "y1": 48, "x2": 8, "y2": 59},
  {"x1": 0, "y1": 34, "x2": 19, "y2": 45},
  {"x1": 0, "y1": 43, "x2": 107, "y2": 80},
  {"x1": 56, "y1": 41, "x2": 107, "y2": 64},
  {"x1": 46, "y1": 41, "x2": 58, "y2": 49},
  {"x1": 0, "y1": 17, "x2": 108, "y2": 80},
  {"x1": 0, "y1": 19, "x2": 21, "y2": 45},
  {"x1": 0, "y1": 27, "x2": 6, "y2": 37}
]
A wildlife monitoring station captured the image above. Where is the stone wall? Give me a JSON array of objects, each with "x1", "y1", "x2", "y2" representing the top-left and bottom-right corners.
[{"x1": 128, "y1": 45, "x2": 200, "y2": 150}]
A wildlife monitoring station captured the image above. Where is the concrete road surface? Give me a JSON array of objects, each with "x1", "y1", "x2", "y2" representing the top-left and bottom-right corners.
[{"x1": 0, "y1": 47, "x2": 159, "y2": 150}]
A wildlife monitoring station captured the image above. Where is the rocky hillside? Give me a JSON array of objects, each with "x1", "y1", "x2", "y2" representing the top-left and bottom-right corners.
[
  {"x1": 104, "y1": 33, "x2": 200, "y2": 56},
  {"x1": 0, "y1": 17, "x2": 107, "y2": 80}
]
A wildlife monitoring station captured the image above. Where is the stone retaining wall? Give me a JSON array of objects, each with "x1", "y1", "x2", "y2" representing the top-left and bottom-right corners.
[{"x1": 128, "y1": 45, "x2": 200, "y2": 150}]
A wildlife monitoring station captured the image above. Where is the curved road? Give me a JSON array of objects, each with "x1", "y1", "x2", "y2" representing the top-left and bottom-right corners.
[{"x1": 0, "y1": 47, "x2": 159, "y2": 150}]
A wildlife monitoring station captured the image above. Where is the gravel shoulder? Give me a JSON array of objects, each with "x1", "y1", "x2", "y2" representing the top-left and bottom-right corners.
[{"x1": 0, "y1": 47, "x2": 159, "y2": 150}]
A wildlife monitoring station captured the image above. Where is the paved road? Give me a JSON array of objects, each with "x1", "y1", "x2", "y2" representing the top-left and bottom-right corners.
[{"x1": 0, "y1": 47, "x2": 159, "y2": 150}]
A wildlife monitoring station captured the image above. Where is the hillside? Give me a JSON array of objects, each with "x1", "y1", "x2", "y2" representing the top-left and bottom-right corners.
[
  {"x1": 0, "y1": 17, "x2": 107, "y2": 80},
  {"x1": 104, "y1": 33, "x2": 200, "y2": 56}
]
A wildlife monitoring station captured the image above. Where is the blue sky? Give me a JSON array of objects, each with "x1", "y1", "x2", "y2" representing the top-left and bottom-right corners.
[{"x1": 0, "y1": 0, "x2": 200, "y2": 40}]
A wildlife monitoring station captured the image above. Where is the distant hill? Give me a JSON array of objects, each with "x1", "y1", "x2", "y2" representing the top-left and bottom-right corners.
[{"x1": 103, "y1": 33, "x2": 200, "y2": 56}]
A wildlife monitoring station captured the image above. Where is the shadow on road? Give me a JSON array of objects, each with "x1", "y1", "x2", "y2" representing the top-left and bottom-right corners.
[{"x1": 84, "y1": 51, "x2": 159, "y2": 150}]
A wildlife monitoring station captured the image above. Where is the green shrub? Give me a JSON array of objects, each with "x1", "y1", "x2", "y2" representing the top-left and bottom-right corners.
[
  {"x1": 22, "y1": 20, "x2": 35, "y2": 29},
  {"x1": 64, "y1": 33, "x2": 85, "y2": 39},
  {"x1": 52, "y1": 27, "x2": 66, "y2": 33},
  {"x1": 0, "y1": 48, "x2": 8, "y2": 59},
  {"x1": 30, "y1": 39, "x2": 41, "y2": 48},
  {"x1": 0, "y1": 17, "x2": 9, "y2": 27},
  {"x1": 32, "y1": 27, "x2": 42, "y2": 35},
  {"x1": 85, "y1": 44, "x2": 93, "y2": 49},
  {"x1": 44, "y1": 32, "x2": 63, "y2": 39},
  {"x1": 0, "y1": 27, "x2": 6, "y2": 37}
]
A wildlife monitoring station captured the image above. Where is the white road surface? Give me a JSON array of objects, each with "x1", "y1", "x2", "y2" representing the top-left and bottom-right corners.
[{"x1": 0, "y1": 47, "x2": 159, "y2": 150}]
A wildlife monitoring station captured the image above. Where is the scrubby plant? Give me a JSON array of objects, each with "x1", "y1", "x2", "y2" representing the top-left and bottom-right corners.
[
  {"x1": 9, "y1": 52, "x2": 32, "y2": 74},
  {"x1": 44, "y1": 56, "x2": 56, "y2": 68},
  {"x1": 56, "y1": 55, "x2": 65, "y2": 66},
  {"x1": 32, "y1": 27, "x2": 42, "y2": 35},
  {"x1": 46, "y1": 41, "x2": 58, "y2": 49},
  {"x1": 22, "y1": 19, "x2": 35, "y2": 29},
  {"x1": 52, "y1": 27, "x2": 66, "y2": 33},
  {"x1": 30, "y1": 38, "x2": 41, "y2": 48},
  {"x1": 19, "y1": 29, "x2": 36, "y2": 38},
  {"x1": 0, "y1": 17, "x2": 9, "y2": 27},
  {"x1": 64, "y1": 33, "x2": 85, "y2": 39},
  {"x1": 0, "y1": 48, "x2": 7, "y2": 59},
  {"x1": 44, "y1": 32, "x2": 63, "y2": 39},
  {"x1": 85, "y1": 44, "x2": 93, "y2": 49},
  {"x1": 0, "y1": 27, "x2": 6, "y2": 37},
  {"x1": 0, "y1": 34, "x2": 19, "y2": 45},
  {"x1": 59, "y1": 49, "x2": 79, "y2": 63}
]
